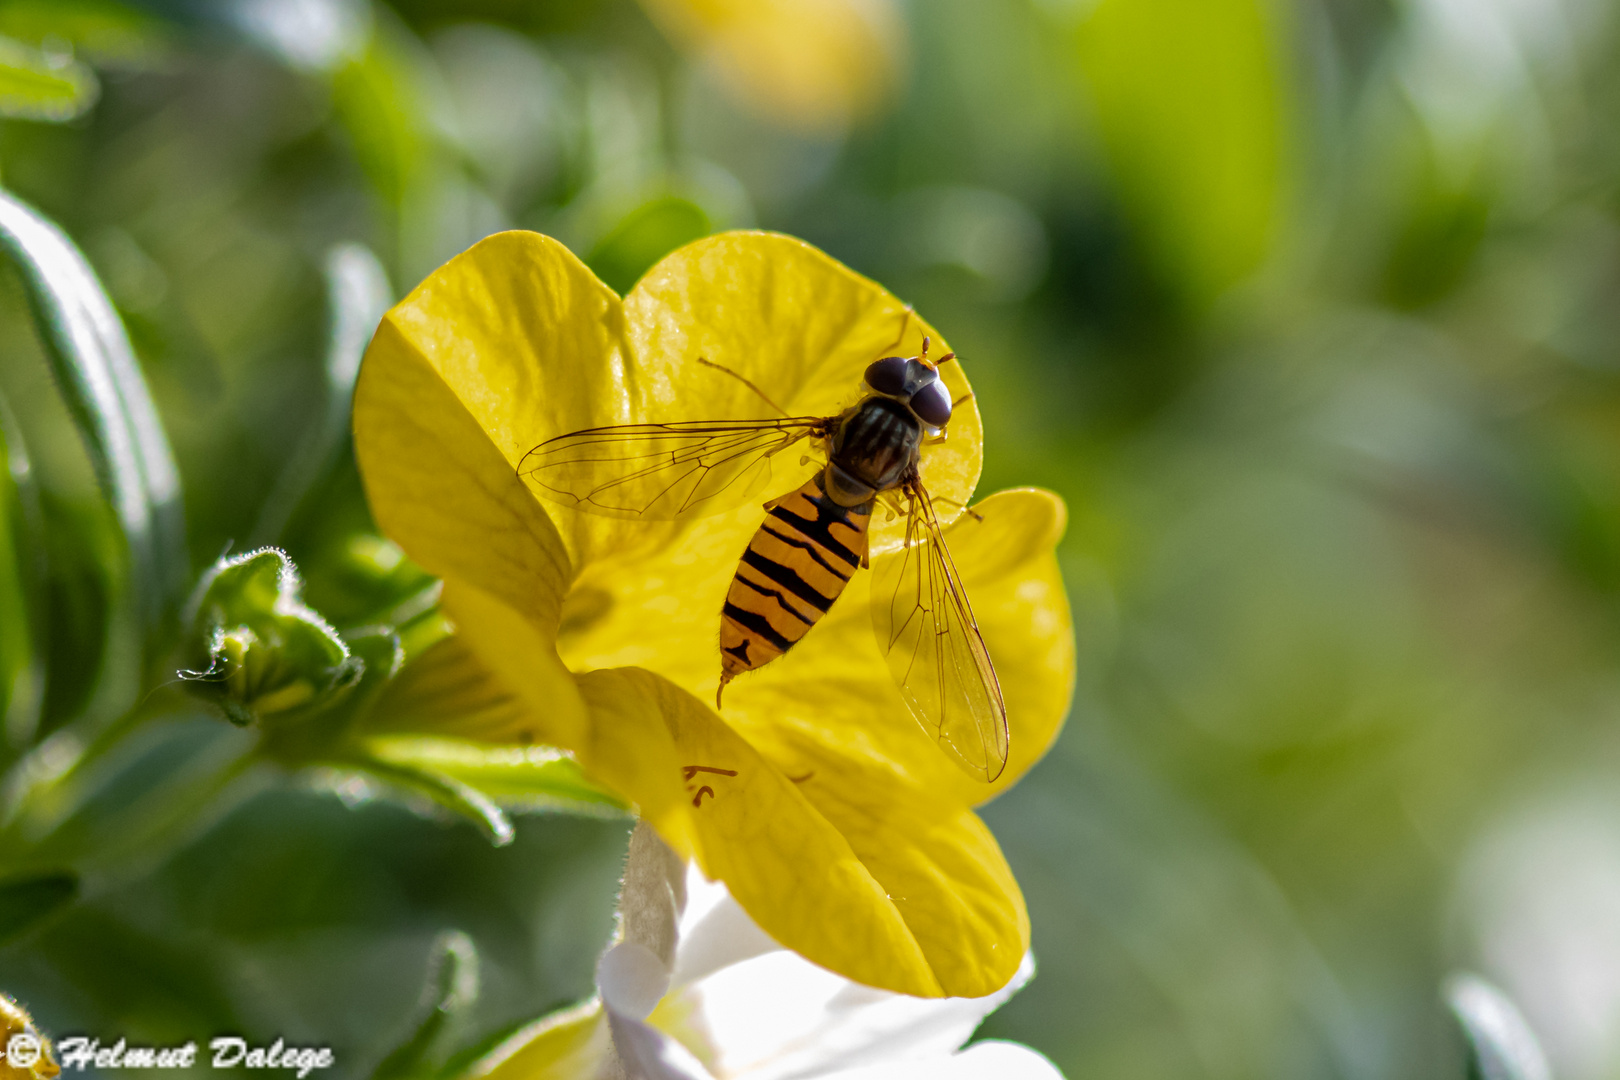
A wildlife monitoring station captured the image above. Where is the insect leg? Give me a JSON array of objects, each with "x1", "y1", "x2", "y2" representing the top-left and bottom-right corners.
[
  {"x1": 881, "y1": 305, "x2": 915, "y2": 355},
  {"x1": 930, "y1": 494, "x2": 984, "y2": 522},
  {"x1": 697, "y1": 356, "x2": 791, "y2": 417},
  {"x1": 875, "y1": 489, "x2": 908, "y2": 525}
]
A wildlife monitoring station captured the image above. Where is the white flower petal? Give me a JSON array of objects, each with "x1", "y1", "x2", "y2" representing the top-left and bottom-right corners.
[
  {"x1": 676, "y1": 915, "x2": 1035, "y2": 1079},
  {"x1": 643, "y1": 867, "x2": 1053, "y2": 1080},
  {"x1": 811, "y1": 1040, "x2": 1066, "y2": 1080},
  {"x1": 672, "y1": 863, "x2": 787, "y2": 987},
  {"x1": 600, "y1": 941, "x2": 673, "y2": 1021}
]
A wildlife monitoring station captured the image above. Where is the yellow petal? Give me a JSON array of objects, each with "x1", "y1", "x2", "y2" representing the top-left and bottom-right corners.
[
  {"x1": 439, "y1": 581, "x2": 588, "y2": 749},
  {"x1": 570, "y1": 667, "x2": 699, "y2": 859},
  {"x1": 637, "y1": 0, "x2": 905, "y2": 132},
  {"x1": 558, "y1": 501, "x2": 759, "y2": 689},
  {"x1": 352, "y1": 311, "x2": 576, "y2": 632},
  {"x1": 359, "y1": 635, "x2": 530, "y2": 741},
  {"x1": 806, "y1": 790, "x2": 1028, "y2": 999},
  {"x1": 577, "y1": 667, "x2": 954, "y2": 996},
  {"x1": 361, "y1": 230, "x2": 659, "y2": 567}
]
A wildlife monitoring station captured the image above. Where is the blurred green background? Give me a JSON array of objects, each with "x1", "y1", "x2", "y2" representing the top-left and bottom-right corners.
[{"x1": 2, "y1": 0, "x2": 1619, "y2": 1077}]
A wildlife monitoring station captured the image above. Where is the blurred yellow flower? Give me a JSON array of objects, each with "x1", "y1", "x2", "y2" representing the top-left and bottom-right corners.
[
  {"x1": 637, "y1": 0, "x2": 904, "y2": 132},
  {"x1": 352, "y1": 230, "x2": 1074, "y2": 998},
  {"x1": 1, "y1": 995, "x2": 58, "y2": 1080}
]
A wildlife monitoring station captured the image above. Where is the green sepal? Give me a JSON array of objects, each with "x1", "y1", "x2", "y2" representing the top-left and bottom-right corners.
[
  {"x1": 364, "y1": 736, "x2": 629, "y2": 818},
  {"x1": 342, "y1": 757, "x2": 515, "y2": 847},
  {"x1": 353, "y1": 635, "x2": 628, "y2": 819}
]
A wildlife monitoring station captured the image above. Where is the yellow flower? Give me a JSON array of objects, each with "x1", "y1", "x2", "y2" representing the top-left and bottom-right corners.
[
  {"x1": 636, "y1": 0, "x2": 905, "y2": 132},
  {"x1": 352, "y1": 230, "x2": 1074, "y2": 998}
]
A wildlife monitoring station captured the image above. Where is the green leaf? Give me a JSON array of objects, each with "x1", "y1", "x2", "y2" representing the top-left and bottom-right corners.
[
  {"x1": 372, "y1": 930, "x2": 480, "y2": 1080},
  {"x1": 0, "y1": 0, "x2": 170, "y2": 68},
  {"x1": 0, "y1": 191, "x2": 185, "y2": 630},
  {"x1": 331, "y1": 19, "x2": 434, "y2": 211},
  {"x1": 0, "y1": 870, "x2": 76, "y2": 946},
  {"x1": 0, "y1": 34, "x2": 97, "y2": 122},
  {"x1": 1445, "y1": 973, "x2": 1552, "y2": 1080},
  {"x1": 35, "y1": 493, "x2": 125, "y2": 730},
  {"x1": 0, "y1": 402, "x2": 43, "y2": 749},
  {"x1": 1075, "y1": 0, "x2": 1289, "y2": 304},
  {"x1": 13, "y1": 904, "x2": 240, "y2": 1032},
  {"x1": 251, "y1": 243, "x2": 392, "y2": 545}
]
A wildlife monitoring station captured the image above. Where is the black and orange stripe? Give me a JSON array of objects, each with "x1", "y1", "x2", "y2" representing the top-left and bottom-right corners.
[{"x1": 718, "y1": 475, "x2": 871, "y2": 698}]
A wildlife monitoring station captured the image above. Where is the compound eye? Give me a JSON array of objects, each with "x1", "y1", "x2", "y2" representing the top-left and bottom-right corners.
[
  {"x1": 865, "y1": 356, "x2": 910, "y2": 396},
  {"x1": 910, "y1": 379, "x2": 952, "y2": 428},
  {"x1": 904, "y1": 358, "x2": 937, "y2": 396}
]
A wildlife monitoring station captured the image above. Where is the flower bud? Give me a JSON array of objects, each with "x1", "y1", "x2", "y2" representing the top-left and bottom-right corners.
[{"x1": 181, "y1": 548, "x2": 358, "y2": 726}]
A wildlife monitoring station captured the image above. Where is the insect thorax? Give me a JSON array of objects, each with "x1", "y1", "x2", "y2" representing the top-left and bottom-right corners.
[{"x1": 825, "y1": 396, "x2": 922, "y2": 507}]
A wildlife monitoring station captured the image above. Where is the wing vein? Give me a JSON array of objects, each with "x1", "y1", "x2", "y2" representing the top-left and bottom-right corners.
[{"x1": 519, "y1": 417, "x2": 828, "y2": 521}]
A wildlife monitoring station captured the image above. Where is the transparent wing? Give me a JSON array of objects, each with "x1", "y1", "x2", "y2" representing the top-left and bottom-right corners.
[
  {"x1": 519, "y1": 418, "x2": 829, "y2": 520},
  {"x1": 870, "y1": 483, "x2": 1009, "y2": 782}
]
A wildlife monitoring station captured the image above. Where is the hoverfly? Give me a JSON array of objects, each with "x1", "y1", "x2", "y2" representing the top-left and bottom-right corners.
[{"x1": 518, "y1": 327, "x2": 1008, "y2": 782}]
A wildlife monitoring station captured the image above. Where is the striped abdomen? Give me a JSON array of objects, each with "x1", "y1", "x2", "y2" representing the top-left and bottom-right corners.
[{"x1": 718, "y1": 475, "x2": 871, "y2": 697}]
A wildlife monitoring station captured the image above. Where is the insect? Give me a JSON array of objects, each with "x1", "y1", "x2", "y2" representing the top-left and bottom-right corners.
[{"x1": 518, "y1": 325, "x2": 1008, "y2": 782}]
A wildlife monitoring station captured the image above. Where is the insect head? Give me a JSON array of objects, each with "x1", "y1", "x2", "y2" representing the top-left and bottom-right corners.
[{"x1": 864, "y1": 346, "x2": 953, "y2": 429}]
